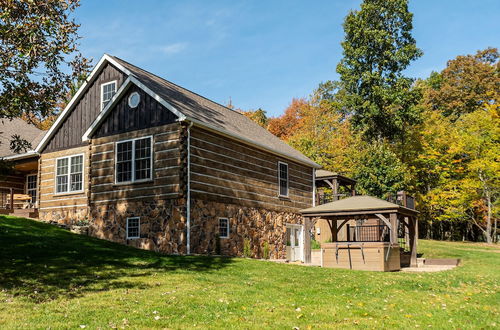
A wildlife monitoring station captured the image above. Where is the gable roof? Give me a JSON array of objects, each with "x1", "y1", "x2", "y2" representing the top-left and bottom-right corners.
[
  {"x1": 0, "y1": 118, "x2": 44, "y2": 159},
  {"x1": 78, "y1": 55, "x2": 320, "y2": 168}
]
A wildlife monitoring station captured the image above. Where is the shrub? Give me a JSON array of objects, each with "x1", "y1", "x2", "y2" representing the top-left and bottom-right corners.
[
  {"x1": 262, "y1": 241, "x2": 270, "y2": 259},
  {"x1": 311, "y1": 239, "x2": 321, "y2": 250},
  {"x1": 243, "y1": 238, "x2": 251, "y2": 258}
]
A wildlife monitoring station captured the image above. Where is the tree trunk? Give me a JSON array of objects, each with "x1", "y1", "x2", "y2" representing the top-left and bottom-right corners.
[{"x1": 485, "y1": 193, "x2": 492, "y2": 243}]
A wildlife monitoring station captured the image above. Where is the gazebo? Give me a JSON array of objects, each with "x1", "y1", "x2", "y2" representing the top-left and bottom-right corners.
[{"x1": 301, "y1": 195, "x2": 419, "y2": 271}]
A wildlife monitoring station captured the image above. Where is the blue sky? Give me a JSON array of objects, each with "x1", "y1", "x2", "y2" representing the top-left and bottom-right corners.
[{"x1": 77, "y1": 0, "x2": 500, "y2": 117}]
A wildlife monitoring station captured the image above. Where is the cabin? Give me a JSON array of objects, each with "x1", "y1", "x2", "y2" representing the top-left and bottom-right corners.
[
  {"x1": 0, "y1": 54, "x2": 320, "y2": 259},
  {"x1": 0, "y1": 55, "x2": 420, "y2": 270}
]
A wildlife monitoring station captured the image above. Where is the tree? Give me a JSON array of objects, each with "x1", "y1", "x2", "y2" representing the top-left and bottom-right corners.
[
  {"x1": 424, "y1": 48, "x2": 499, "y2": 119},
  {"x1": 239, "y1": 108, "x2": 269, "y2": 128},
  {"x1": 336, "y1": 0, "x2": 423, "y2": 142},
  {"x1": 0, "y1": 0, "x2": 90, "y2": 128},
  {"x1": 351, "y1": 141, "x2": 410, "y2": 199},
  {"x1": 267, "y1": 98, "x2": 308, "y2": 140}
]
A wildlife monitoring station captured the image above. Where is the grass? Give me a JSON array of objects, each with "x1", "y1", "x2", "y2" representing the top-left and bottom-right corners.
[{"x1": 0, "y1": 216, "x2": 498, "y2": 329}]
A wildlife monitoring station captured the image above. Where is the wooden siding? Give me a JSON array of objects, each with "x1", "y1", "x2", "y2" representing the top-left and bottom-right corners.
[
  {"x1": 189, "y1": 127, "x2": 313, "y2": 211},
  {"x1": 43, "y1": 63, "x2": 127, "y2": 153},
  {"x1": 94, "y1": 84, "x2": 178, "y2": 138},
  {"x1": 39, "y1": 146, "x2": 90, "y2": 212},
  {"x1": 90, "y1": 123, "x2": 182, "y2": 204}
]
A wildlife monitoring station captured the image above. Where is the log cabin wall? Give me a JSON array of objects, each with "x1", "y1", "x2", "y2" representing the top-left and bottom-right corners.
[
  {"x1": 189, "y1": 126, "x2": 314, "y2": 258},
  {"x1": 88, "y1": 122, "x2": 187, "y2": 254},
  {"x1": 38, "y1": 145, "x2": 90, "y2": 222},
  {"x1": 43, "y1": 63, "x2": 126, "y2": 153}
]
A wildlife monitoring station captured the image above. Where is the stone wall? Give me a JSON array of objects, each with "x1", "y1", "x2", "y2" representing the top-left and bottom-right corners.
[
  {"x1": 88, "y1": 198, "x2": 187, "y2": 255},
  {"x1": 190, "y1": 199, "x2": 304, "y2": 259}
]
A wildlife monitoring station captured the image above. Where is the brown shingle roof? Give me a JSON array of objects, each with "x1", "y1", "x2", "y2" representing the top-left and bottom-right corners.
[
  {"x1": 300, "y1": 195, "x2": 417, "y2": 215},
  {"x1": 109, "y1": 56, "x2": 320, "y2": 168},
  {"x1": 0, "y1": 118, "x2": 44, "y2": 157}
]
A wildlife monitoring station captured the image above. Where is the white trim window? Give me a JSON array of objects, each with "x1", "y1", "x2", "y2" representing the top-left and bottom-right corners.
[
  {"x1": 115, "y1": 136, "x2": 153, "y2": 183},
  {"x1": 126, "y1": 217, "x2": 140, "y2": 239},
  {"x1": 26, "y1": 174, "x2": 37, "y2": 204},
  {"x1": 278, "y1": 161, "x2": 289, "y2": 197},
  {"x1": 101, "y1": 80, "x2": 117, "y2": 110},
  {"x1": 219, "y1": 218, "x2": 229, "y2": 238},
  {"x1": 55, "y1": 154, "x2": 84, "y2": 194}
]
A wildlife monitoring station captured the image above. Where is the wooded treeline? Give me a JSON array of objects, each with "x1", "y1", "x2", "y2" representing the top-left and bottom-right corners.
[{"x1": 238, "y1": 0, "x2": 499, "y2": 243}]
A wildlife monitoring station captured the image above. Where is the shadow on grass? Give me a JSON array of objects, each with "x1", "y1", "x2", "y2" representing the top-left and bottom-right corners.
[{"x1": 0, "y1": 216, "x2": 233, "y2": 302}]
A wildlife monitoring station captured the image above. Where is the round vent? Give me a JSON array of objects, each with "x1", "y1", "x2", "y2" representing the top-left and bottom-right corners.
[{"x1": 128, "y1": 92, "x2": 140, "y2": 108}]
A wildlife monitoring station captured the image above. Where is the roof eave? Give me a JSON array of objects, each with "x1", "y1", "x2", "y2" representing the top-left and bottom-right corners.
[{"x1": 0, "y1": 151, "x2": 39, "y2": 161}]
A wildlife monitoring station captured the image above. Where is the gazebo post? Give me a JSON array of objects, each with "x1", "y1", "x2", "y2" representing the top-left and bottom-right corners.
[
  {"x1": 331, "y1": 218, "x2": 338, "y2": 242},
  {"x1": 409, "y1": 216, "x2": 418, "y2": 267},
  {"x1": 303, "y1": 216, "x2": 312, "y2": 264},
  {"x1": 390, "y1": 213, "x2": 398, "y2": 244}
]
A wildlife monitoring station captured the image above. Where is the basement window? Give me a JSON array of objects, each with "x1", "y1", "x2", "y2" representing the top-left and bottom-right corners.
[
  {"x1": 116, "y1": 136, "x2": 152, "y2": 183},
  {"x1": 219, "y1": 218, "x2": 229, "y2": 238},
  {"x1": 101, "y1": 81, "x2": 117, "y2": 110},
  {"x1": 55, "y1": 154, "x2": 84, "y2": 194},
  {"x1": 126, "y1": 217, "x2": 140, "y2": 239},
  {"x1": 278, "y1": 161, "x2": 289, "y2": 197}
]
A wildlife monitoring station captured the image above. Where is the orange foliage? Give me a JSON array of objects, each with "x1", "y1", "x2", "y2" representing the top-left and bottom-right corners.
[{"x1": 267, "y1": 98, "x2": 309, "y2": 140}]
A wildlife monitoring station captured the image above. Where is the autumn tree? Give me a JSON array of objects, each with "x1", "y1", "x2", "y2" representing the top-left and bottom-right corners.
[
  {"x1": 0, "y1": 0, "x2": 90, "y2": 139},
  {"x1": 424, "y1": 48, "x2": 499, "y2": 119},
  {"x1": 337, "y1": 0, "x2": 423, "y2": 142},
  {"x1": 239, "y1": 108, "x2": 269, "y2": 128},
  {"x1": 267, "y1": 98, "x2": 308, "y2": 140}
]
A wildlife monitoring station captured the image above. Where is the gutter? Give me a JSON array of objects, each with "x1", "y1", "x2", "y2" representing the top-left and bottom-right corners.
[
  {"x1": 186, "y1": 121, "x2": 194, "y2": 255},
  {"x1": 1, "y1": 151, "x2": 39, "y2": 161}
]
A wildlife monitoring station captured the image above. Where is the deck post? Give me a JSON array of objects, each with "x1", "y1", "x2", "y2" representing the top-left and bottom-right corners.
[
  {"x1": 390, "y1": 213, "x2": 398, "y2": 244},
  {"x1": 9, "y1": 188, "x2": 14, "y2": 211}
]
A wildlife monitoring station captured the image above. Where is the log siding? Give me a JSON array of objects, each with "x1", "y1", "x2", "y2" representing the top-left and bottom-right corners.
[
  {"x1": 38, "y1": 145, "x2": 90, "y2": 221},
  {"x1": 90, "y1": 123, "x2": 182, "y2": 204},
  {"x1": 189, "y1": 126, "x2": 313, "y2": 212}
]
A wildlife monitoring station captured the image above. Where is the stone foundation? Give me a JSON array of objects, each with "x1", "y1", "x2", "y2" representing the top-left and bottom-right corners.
[
  {"x1": 89, "y1": 198, "x2": 187, "y2": 255},
  {"x1": 39, "y1": 207, "x2": 89, "y2": 224},
  {"x1": 190, "y1": 199, "x2": 303, "y2": 259}
]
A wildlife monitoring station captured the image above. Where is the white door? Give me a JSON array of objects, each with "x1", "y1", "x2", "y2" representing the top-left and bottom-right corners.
[{"x1": 287, "y1": 225, "x2": 303, "y2": 262}]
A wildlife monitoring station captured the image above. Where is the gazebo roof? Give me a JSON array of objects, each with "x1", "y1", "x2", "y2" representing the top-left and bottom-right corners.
[
  {"x1": 300, "y1": 195, "x2": 418, "y2": 217},
  {"x1": 315, "y1": 170, "x2": 356, "y2": 185}
]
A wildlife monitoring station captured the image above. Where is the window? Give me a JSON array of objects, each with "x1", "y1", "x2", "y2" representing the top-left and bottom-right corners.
[
  {"x1": 116, "y1": 137, "x2": 152, "y2": 183},
  {"x1": 55, "y1": 154, "x2": 84, "y2": 194},
  {"x1": 126, "y1": 217, "x2": 140, "y2": 239},
  {"x1": 26, "y1": 174, "x2": 37, "y2": 204},
  {"x1": 278, "y1": 161, "x2": 289, "y2": 197},
  {"x1": 219, "y1": 218, "x2": 229, "y2": 238},
  {"x1": 101, "y1": 81, "x2": 117, "y2": 110}
]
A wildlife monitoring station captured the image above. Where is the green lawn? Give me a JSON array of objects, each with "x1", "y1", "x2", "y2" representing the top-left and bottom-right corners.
[{"x1": 0, "y1": 216, "x2": 498, "y2": 329}]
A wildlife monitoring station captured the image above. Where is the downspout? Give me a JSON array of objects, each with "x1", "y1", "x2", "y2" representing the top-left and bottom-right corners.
[
  {"x1": 186, "y1": 121, "x2": 194, "y2": 255},
  {"x1": 312, "y1": 168, "x2": 316, "y2": 207}
]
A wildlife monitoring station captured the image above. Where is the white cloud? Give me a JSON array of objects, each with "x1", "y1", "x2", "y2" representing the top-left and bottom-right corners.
[{"x1": 159, "y1": 42, "x2": 188, "y2": 55}]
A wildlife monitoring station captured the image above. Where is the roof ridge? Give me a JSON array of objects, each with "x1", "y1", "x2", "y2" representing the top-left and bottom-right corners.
[{"x1": 110, "y1": 55, "x2": 245, "y2": 117}]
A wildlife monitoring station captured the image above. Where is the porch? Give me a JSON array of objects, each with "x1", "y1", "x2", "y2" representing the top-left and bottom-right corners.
[
  {"x1": 0, "y1": 155, "x2": 39, "y2": 218},
  {"x1": 301, "y1": 195, "x2": 419, "y2": 271}
]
